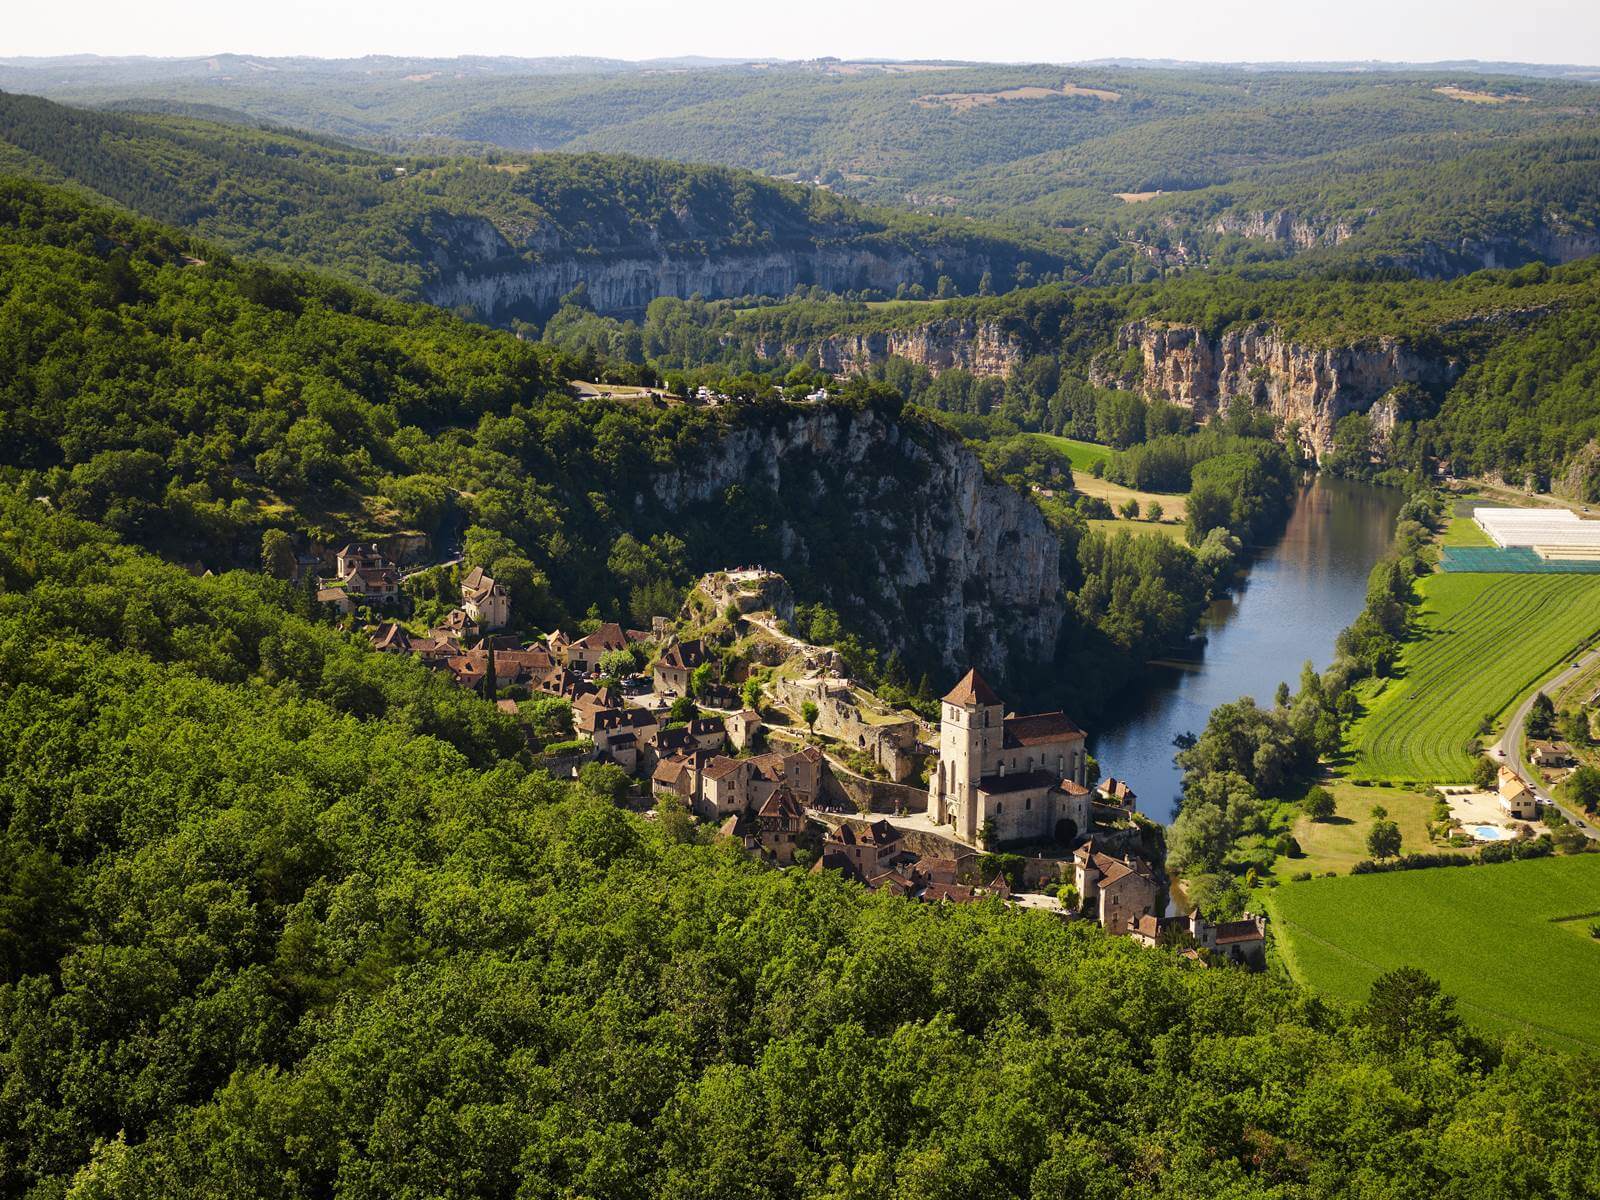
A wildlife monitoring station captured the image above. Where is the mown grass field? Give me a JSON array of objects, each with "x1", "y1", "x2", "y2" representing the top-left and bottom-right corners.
[
  {"x1": 1345, "y1": 573, "x2": 1600, "y2": 782},
  {"x1": 1440, "y1": 515, "x2": 1494, "y2": 547},
  {"x1": 1027, "y1": 433, "x2": 1113, "y2": 474},
  {"x1": 1265, "y1": 855, "x2": 1600, "y2": 1049}
]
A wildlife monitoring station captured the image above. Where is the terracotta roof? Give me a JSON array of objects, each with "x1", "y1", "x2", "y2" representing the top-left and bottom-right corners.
[
  {"x1": 652, "y1": 756, "x2": 688, "y2": 785},
  {"x1": 573, "y1": 622, "x2": 628, "y2": 653},
  {"x1": 736, "y1": 709, "x2": 762, "y2": 722},
  {"x1": 495, "y1": 699, "x2": 521, "y2": 715},
  {"x1": 685, "y1": 718, "x2": 725, "y2": 737},
  {"x1": 370, "y1": 622, "x2": 411, "y2": 652},
  {"x1": 1214, "y1": 919, "x2": 1264, "y2": 945},
  {"x1": 702, "y1": 756, "x2": 745, "y2": 781},
  {"x1": 942, "y1": 668, "x2": 1002, "y2": 708},
  {"x1": 922, "y1": 882, "x2": 977, "y2": 904},
  {"x1": 657, "y1": 638, "x2": 707, "y2": 671},
  {"x1": 1002, "y1": 711, "x2": 1084, "y2": 747},
  {"x1": 758, "y1": 788, "x2": 806, "y2": 821}
]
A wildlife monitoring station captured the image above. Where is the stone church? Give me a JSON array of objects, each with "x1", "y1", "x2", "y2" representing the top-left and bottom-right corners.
[{"x1": 927, "y1": 668, "x2": 1092, "y2": 847}]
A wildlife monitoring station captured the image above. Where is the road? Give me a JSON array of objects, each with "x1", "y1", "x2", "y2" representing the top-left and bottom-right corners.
[{"x1": 1492, "y1": 643, "x2": 1600, "y2": 838}]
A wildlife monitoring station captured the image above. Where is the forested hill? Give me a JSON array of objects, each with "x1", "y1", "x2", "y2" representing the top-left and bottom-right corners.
[
  {"x1": 5, "y1": 495, "x2": 1600, "y2": 1196},
  {"x1": 0, "y1": 92, "x2": 1074, "y2": 319},
  {"x1": 10, "y1": 57, "x2": 1600, "y2": 278}
]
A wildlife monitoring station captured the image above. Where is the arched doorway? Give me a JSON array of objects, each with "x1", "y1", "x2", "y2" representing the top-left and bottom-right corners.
[{"x1": 1054, "y1": 817, "x2": 1078, "y2": 844}]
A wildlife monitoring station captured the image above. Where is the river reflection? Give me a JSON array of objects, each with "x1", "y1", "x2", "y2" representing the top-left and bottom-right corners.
[{"x1": 1089, "y1": 476, "x2": 1405, "y2": 823}]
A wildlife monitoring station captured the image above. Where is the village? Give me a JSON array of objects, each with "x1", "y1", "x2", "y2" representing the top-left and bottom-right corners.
[{"x1": 310, "y1": 543, "x2": 1268, "y2": 968}]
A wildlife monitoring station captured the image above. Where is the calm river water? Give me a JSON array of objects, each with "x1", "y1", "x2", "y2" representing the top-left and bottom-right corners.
[{"x1": 1089, "y1": 476, "x2": 1405, "y2": 824}]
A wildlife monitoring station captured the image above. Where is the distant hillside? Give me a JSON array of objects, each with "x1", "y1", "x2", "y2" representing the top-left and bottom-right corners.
[
  {"x1": 8, "y1": 57, "x2": 1600, "y2": 278},
  {"x1": 0, "y1": 92, "x2": 1077, "y2": 320}
]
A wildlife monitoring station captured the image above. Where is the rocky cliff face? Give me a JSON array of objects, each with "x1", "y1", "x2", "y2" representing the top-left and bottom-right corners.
[
  {"x1": 1202, "y1": 208, "x2": 1600, "y2": 277},
  {"x1": 1208, "y1": 209, "x2": 1357, "y2": 250},
  {"x1": 1093, "y1": 320, "x2": 1461, "y2": 455},
  {"x1": 746, "y1": 317, "x2": 1026, "y2": 378},
  {"x1": 419, "y1": 223, "x2": 1016, "y2": 320},
  {"x1": 650, "y1": 405, "x2": 1062, "y2": 684}
]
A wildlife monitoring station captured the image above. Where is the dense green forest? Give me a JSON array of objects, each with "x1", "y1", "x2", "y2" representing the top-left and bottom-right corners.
[
  {"x1": 562, "y1": 254, "x2": 1600, "y2": 495},
  {"x1": 10, "y1": 58, "x2": 1599, "y2": 277},
  {"x1": 0, "y1": 176, "x2": 1283, "y2": 718},
  {"x1": 5, "y1": 491, "x2": 1600, "y2": 1198},
  {"x1": 0, "y1": 92, "x2": 1078, "y2": 313}
]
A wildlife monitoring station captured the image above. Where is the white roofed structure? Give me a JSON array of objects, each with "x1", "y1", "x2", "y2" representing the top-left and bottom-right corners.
[{"x1": 1473, "y1": 507, "x2": 1600, "y2": 559}]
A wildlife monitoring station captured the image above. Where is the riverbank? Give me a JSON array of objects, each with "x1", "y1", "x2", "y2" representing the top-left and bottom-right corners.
[{"x1": 1091, "y1": 476, "x2": 1405, "y2": 823}]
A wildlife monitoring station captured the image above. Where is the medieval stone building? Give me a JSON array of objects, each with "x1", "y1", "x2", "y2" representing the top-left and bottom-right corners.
[{"x1": 926, "y1": 668, "x2": 1091, "y2": 847}]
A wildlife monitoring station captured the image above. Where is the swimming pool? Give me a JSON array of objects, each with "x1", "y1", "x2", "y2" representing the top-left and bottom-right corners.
[{"x1": 1468, "y1": 824, "x2": 1515, "y2": 841}]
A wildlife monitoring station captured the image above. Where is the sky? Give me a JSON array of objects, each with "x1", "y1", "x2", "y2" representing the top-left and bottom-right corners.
[{"x1": 4, "y1": 0, "x2": 1598, "y2": 67}]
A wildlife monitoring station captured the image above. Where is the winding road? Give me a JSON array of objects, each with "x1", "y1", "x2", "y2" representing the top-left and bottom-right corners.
[{"x1": 1492, "y1": 643, "x2": 1600, "y2": 838}]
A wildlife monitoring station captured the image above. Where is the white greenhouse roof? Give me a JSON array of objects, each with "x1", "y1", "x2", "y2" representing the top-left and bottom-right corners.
[{"x1": 1474, "y1": 507, "x2": 1600, "y2": 552}]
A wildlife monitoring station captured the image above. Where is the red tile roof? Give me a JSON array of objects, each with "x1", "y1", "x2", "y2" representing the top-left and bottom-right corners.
[{"x1": 942, "y1": 668, "x2": 1002, "y2": 708}]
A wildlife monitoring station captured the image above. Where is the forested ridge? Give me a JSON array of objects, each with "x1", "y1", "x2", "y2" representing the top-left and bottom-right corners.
[
  {"x1": 0, "y1": 92, "x2": 1077, "y2": 306},
  {"x1": 4, "y1": 492, "x2": 1600, "y2": 1198},
  {"x1": 0, "y1": 175, "x2": 1288, "y2": 719},
  {"x1": 9, "y1": 58, "x2": 1600, "y2": 279}
]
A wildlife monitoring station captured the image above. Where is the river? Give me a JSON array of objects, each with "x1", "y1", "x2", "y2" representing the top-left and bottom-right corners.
[{"x1": 1090, "y1": 476, "x2": 1404, "y2": 824}]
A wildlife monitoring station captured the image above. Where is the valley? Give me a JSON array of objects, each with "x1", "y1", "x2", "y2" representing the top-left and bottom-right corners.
[{"x1": 2, "y1": 38, "x2": 1600, "y2": 1200}]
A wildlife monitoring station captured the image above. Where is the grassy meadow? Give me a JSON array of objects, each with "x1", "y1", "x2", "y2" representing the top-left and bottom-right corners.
[
  {"x1": 1285, "y1": 781, "x2": 1468, "y2": 877},
  {"x1": 1265, "y1": 854, "x2": 1600, "y2": 1050},
  {"x1": 1027, "y1": 433, "x2": 1113, "y2": 475},
  {"x1": 1345, "y1": 572, "x2": 1600, "y2": 783}
]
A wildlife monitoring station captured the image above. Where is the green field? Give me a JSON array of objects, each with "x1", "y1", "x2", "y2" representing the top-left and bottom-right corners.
[
  {"x1": 1440, "y1": 515, "x2": 1494, "y2": 547},
  {"x1": 1285, "y1": 781, "x2": 1469, "y2": 877},
  {"x1": 1027, "y1": 433, "x2": 1113, "y2": 474},
  {"x1": 1346, "y1": 573, "x2": 1600, "y2": 782},
  {"x1": 1266, "y1": 855, "x2": 1600, "y2": 1049}
]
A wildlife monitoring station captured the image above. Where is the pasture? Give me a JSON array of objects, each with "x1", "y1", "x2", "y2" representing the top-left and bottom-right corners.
[
  {"x1": 1345, "y1": 573, "x2": 1600, "y2": 782},
  {"x1": 1285, "y1": 781, "x2": 1466, "y2": 877},
  {"x1": 1265, "y1": 854, "x2": 1600, "y2": 1050},
  {"x1": 1026, "y1": 433, "x2": 1113, "y2": 474}
]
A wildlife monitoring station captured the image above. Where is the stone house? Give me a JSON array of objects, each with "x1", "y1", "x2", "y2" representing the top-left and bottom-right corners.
[
  {"x1": 818, "y1": 819, "x2": 907, "y2": 881},
  {"x1": 461, "y1": 566, "x2": 511, "y2": 630},
  {"x1": 753, "y1": 787, "x2": 810, "y2": 865},
  {"x1": 728, "y1": 708, "x2": 763, "y2": 751},
  {"x1": 335, "y1": 543, "x2": 387, "y2": 579},
  {"x1": 1531, "y1": 742, "x2": 1576, "y2": 769},
  {"x1": 370, "y1": 622, "x2": 412, "y2": 653},
  {"x1": 1129, "y1": 910, "x2": 1268, "y2": 970},
  {"x1": 566, "y1": 622, "x2": 630, "y2": 674},
  {"x1": 316, "y1": 586, "x2": 356, "y2": 616},
  {"x1": 1073, "y1": 841, "x2": 1161, "y2": 933},
  {"x1": 591, "y1": 708, "x2": 659, "y2": 760},
  {"x1": 927, "y1": 668, "x2": 1093, "y2": 847},
  {"x1": 1497, "y1": 765, "x2": 1540, "y2": 820},
  {"x1": 653, "y1": 638, "x2": 708, "y2": 697}
]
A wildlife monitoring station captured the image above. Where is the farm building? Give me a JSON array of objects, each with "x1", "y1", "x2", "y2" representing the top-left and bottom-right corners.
[{"x1": 1473, "y1": 508, "x2": 1600, "y2": 560}]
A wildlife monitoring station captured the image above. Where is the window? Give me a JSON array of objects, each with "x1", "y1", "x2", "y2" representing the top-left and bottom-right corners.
[
  {"x1": 1025, "y1": 797, "x2": 1031, "y2": 811},
  {"x1": 995, "y1": 802, "x2": 1002, "y2": 815}
]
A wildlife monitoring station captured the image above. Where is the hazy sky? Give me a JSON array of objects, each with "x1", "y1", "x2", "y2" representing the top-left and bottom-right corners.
[{"x1": 5, "y1": 0, "x2": 1598, "y2": 66}]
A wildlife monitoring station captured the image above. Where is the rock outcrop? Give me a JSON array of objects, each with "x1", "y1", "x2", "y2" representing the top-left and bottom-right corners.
[
  {"x1": 1208, "y1": 209, "x2": 1357, "y2": 251},
  {"x1": 1092, "y1": 320, "x2": 1462, "y2": 456},
  {"x1": 745, "y1": 317, "x2": 1026, "y2": 378},
  {"x1": 421, "y1": 230, "x2": 1024, "y2": 320},
  {"x1": 650, "y1": 405, "x2": 1062, "y2": 685}
]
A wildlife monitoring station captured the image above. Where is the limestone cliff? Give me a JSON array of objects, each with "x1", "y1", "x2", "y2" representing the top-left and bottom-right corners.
[
  {"x1": 425, "y1": 241, "x2": 1015, "y2": 320},
  {"x1": 1207, "y1": 209, "x2": 1357, "y2": 251},
  {"x1": 649, "y1": 404, "x2": 1062, "y2": 685},
  {"x1": 1092, "y1": 320, "x2": 1462, "y2": 455},
  {"x1": 745, "y1": 317, "x2": 1026, "y2": 378}
]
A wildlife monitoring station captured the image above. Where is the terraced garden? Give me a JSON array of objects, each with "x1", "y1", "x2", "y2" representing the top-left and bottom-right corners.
[
  {"x1": 1266, "y1": 855, "x2": 1600, "y2": 1050},
  {"x1": 1346, "y1": 572, "x2": 1600, "y2": 782}
]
